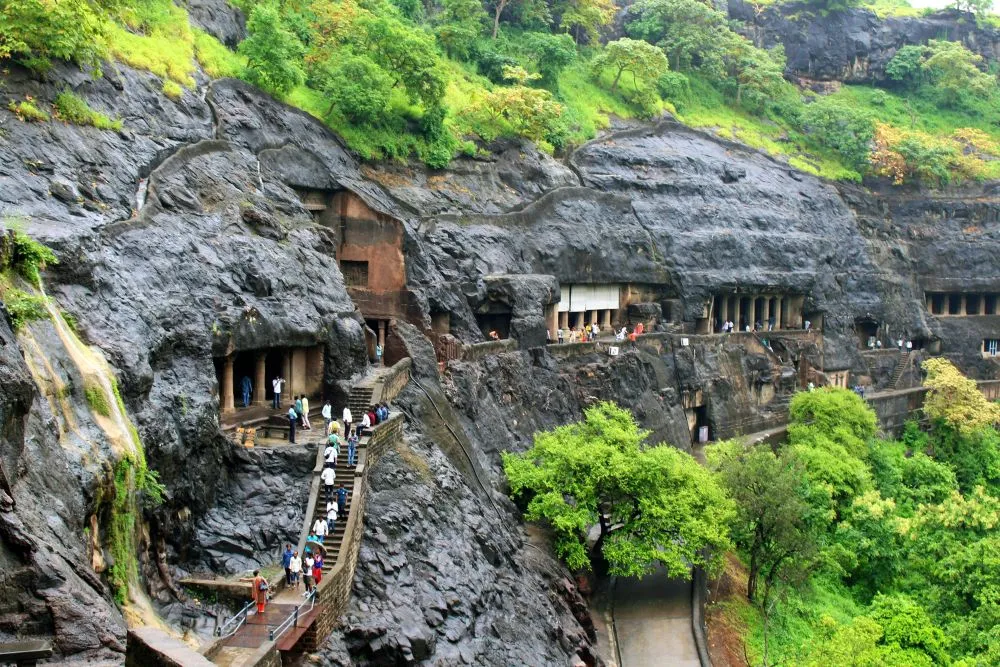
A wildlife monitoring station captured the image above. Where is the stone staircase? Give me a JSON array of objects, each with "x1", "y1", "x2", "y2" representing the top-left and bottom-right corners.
[
  {"x1": 347, "y1": 384, "x2": 374, "y2": 417},
  {"x1": 888, "y1": 350, "x2": 910, "y2": 389},
  {"x1": 308, "y1": 458, "x2": 356, "y2": 575}
]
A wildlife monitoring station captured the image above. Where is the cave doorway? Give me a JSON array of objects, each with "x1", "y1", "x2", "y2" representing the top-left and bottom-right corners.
[
  {"x1": 855, "y1": 318, "x2": 879, "y2": 349},
  {"x1": 739, "y1": 297, "x2": 750, "y2": 331},
  {"x1": 264, "y1": 348, "x2": 285, "y2": 403},
  {"x1": 692, "y1": 405, "x2": 709, "y2": 444},
  {"x1": 475, "y1": 312, "x2": 512, "y2": 339},
  {"x1": 948, "y1": 294, "x2": 962, "y2": 315}
]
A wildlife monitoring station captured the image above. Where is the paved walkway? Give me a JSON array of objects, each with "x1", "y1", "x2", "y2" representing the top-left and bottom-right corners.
[{"x1": 614, "y1": 566, "x2": 699, "y2": 667}]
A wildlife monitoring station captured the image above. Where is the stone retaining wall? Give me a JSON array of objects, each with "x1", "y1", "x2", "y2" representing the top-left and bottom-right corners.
[
  {"x1": 127, "y1": 629, "x2": 215, "y2": 666},
  {"x1": 459, "y1": 338, "x2": 518, "y2": 362}
]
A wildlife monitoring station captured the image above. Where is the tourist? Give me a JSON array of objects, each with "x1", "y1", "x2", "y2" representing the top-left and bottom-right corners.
[
  {"x1": 754, "y1": 320, "x2": 762, "y2": 332},
  {"x1": 368, "y1": 406, "x2": 378, "y2": 426},
  {"x1": 808, "y1": 381, "x2": 815, "y2": 392},
  {"x1": 294, "y1": 396, "x2": 304, "y2": 428},
  {"x1": 272, "y1": 376, "x2": 284, "y2": 409},
  {"x1": 337, "y1": 483, "x2": 348, "y2": 516},
  {"x1": 289, "y1": 551, "x2": 301, "y2": 589},
  {"x1": 360, "y1": 409, "x2": 371, "y2": 432},
  {"x1": 768, "y1": 316, "x2": 775, "y2": 331},
  {"x1": 592, "y1": 322, "x2": 600, "y2": 340},
  {"x1": 252, "y1": 570, "x2": 268, "y2": 614},
  {"x1": 240, "y1": 375, "x2": 252, "y2": 408},
  {"x1": 324, "y1": 438, "x2": 338, "y2": 468},
  {"x1": 313, "y1": 553, "x2": 323, "y2": 585},
  {"x1": 303, "y1": 554, "x2": 315, "y2": 594},
  {"x1": 328, "y1": 420, "x2": 339, "y2": 437},
  {"x1": 804, "y1": 320, "x2": 812, "y2": 331},
  {"x1": 376, "y1": 343, "x2": 384, "y2": 365},
  {"x1": 489, "y1": 330, "x2": 500, "y2": 341},
  {"x1": 557, "y1": 327, "x2": 564, "y2": 344},
  {"x1": 616, "y1": 326, "x2": 626, "y2": 342},
  {"x1": 347, "y1": 430, "x2": 358, "y2": 467},
  {"x1": 287, "y1": 404, "x2": 297, "y2": 444},
  {"x1": 301, "y1": 395, "x2": 311, "y2": 430},
  {"x1": 281, "y1": 544, "x2": 293, "y2": 585},
  {"x1": 342, "y1": 405, "x2": 353, "y2": 435},
  {"x1": 326, "y1": 501, "x2": 338, "y2": 533},
  {"x1": 322, "y1": 400, "x2": 332, "y2": 434},
  {"x1": 322, "y1": 465, "x2": 336, "y2": 503},
  {"x1": 312, "y1": 515, "x2": 328, "y2": 541}
]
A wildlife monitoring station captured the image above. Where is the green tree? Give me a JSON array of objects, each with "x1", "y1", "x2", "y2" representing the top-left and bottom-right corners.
[
  {"x1": 590, "y1": 37, "x2": 668, "y2": 94},
  {"x1": 238, "y1": 2, "x2": 305, "y2": 97},
  {"x1": 627, "y1": 0, "x2": 727, "y2": 72},
  {"x1": 503, "y1": 402, "x2": 733, "y2": 577},
  {"x1": 789, "y1": 387, "x2": 878, "y2": 458},
  {"x1": 459, "y1": 67, "x2": 567, "y2": 145},
  {"x1": 434, "y1": 0, "x2": 487, "y2": 59},
  {"x1": 922, "y1": 358, "x2": 1000, "y2": 436},
  {"x1": 885, "y1": 44, "x2": 926, "y2": 88},
  {"x1": 953, "y1": 0, "x2": 994, "y2": 17},
  {"x1": 315, "y1": 53, "x2": 393, "y2": 123},
  {"x1": 558, "y1": 0, "x2": 617, "y2": 44},
  {"x1": 730, "y1": 43, "x2": 788, "y2": 109},
  {"x1": 921, "y1": 39, "x2": 995, "y2": 105},
  {"x1": 868, "y1": 594, "x2": 949, "y2": 665},
  {"x1": 355, "y1": 16, "x2": 447, "y2": 108},
  {"x1": 708, "y1": 441, "x2": 818, "y2": 605},
  {"x1": 0, "y1": 0, "x2": 106, "y2": 67},
  {"x1": 520, "y1": 32, "x2": 576, "y2": 89},
  {"x1": 802, "y1": 96, "x2": 877, "y2": 171}
]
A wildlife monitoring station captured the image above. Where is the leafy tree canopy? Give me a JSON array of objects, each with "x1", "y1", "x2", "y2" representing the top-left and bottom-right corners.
[
  {"x1": 922, "y1": 357, "x2": 1000, "y2": 436},
  {"x1": 503, "y1": 402, "x2": 733, "y2": 578},
  {"x1": 238, "y1": 1, "x2": 305, "y2": 97},
  {"x1": 590, "y1": 37, "x2": 668, "y2": 93}
]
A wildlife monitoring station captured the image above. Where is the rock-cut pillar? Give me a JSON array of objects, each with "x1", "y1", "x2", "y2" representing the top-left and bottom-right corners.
[
  {"x1": 254, "y1": 352, "x2": 267, "y2": 405},
  {"x1": 222, "y1": 355, "x2": 235, "y2": 414}
]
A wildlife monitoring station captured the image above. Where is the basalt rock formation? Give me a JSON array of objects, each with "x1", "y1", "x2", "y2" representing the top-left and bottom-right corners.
[
  {"x1": 727, "y1": 1, "x2": 1000, "y2": 84},
  {"x1": 1, "y1": 3, "x2": 1000, "y2": 664}
]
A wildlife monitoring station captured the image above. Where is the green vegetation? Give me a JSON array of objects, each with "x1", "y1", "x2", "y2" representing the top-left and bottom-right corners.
[
  {"x1": 3, "y1": 288, "x2": 46, "y2": 330},
  {"x1": 7, "y1": 231, "x2": 57, "y2": 284},
  {"x1": 107, "y1": 450, "x2": 164, "y2": 604},
  {"x1": 2, "y1": 0, "x2": 999, "y2": 173},
  {"x1": 85, "y1": 383, "x2": 112, "y2": 417},
  {"x1": 7, "y1": 97, "x2": 49, "y2": 122},
  {"x1": 502, "y1": 402, "x2": 733, "y2": 577},
  {"x1": 709, "y1": 371, "x2": 1000, "y2": 665},
  {"x1": 53, "y1": 90, "x2": 122, "y2": 131}
]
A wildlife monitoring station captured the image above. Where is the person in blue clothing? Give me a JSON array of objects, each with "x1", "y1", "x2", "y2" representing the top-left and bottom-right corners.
[
  {"x1": 337, "y1": 483, "x2": 348, "y2": 516},
  {"x1": 347, "y1": 429, "x2": 358, "y2": 467},
  {"x1": 281, "y1": 544, "x2": 293, "y2": 585},
  {"x1": 287, "y1": 404, "x2": 297, "y2": 444},
  {"x1": 241, "y1": 376, "x2": 252, "y2": 408}
]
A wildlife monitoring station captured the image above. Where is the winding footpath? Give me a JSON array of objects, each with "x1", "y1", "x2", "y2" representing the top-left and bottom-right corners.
[{"x1": 614, "y1": 566, "x2": 700, "y2": 667}]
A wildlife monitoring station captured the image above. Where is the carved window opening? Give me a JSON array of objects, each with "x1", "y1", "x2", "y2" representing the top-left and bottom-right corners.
[{"x1": 342, "y1": 261, "x2": 369, "y2": 287}]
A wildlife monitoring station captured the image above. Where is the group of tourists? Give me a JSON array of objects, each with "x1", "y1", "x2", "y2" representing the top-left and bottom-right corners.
[
  {"x1": 279, "y1": 543, "x2": 325, "y2": 597},
  {"x1": 719, "y1": 318, "x2": 811, "y2": 333},
  {"x1": 284, "y1": 393, "x2": 313, "y2": 443},
  {"x1": 554, "y1": 321, "x2": 646, "y2": 344}
]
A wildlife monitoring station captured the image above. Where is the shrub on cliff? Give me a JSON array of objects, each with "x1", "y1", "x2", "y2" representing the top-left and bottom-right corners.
[
  {"x1": 238, "y1": 2, "x2": 305, "y2": 98},
  {"x1": 502, "y1": 402, "x2": 733, "y2": 578},
  {"x1": 0, "y1": 0, "x2": 106, "y2": 68}
]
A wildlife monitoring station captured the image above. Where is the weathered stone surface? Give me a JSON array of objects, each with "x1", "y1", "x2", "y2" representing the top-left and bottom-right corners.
[{"x1": 727, "y1": 2, "x2": 1000, "y2": 83}]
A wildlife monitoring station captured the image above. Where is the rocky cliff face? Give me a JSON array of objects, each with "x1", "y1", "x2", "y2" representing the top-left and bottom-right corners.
[
  {"x1": 727, "y1": 1, "x2": 1000, "y2": 83},
  {"x1": 2, "y1": 3, "x2": 1000, "y2": 661}
]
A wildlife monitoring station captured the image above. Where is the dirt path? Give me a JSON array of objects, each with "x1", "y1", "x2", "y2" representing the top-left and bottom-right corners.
[{"x1": 614, "y1": 566, "x2": 700, "y2": 667}]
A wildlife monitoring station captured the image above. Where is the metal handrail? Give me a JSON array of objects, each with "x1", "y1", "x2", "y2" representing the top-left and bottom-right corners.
[
  {"x1": 269, "y1": 589, "x2": 317, "y2": 642},
  {"x1": 215, "y1": 599, "x2": 255, "y2": 638}
]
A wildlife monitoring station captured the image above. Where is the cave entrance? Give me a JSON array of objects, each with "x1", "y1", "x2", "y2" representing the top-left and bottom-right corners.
[
  {"x1": 475, "y1": 312, "x2": 512, "y2": 339},
  {"x1": 987, "y1": 295, "x2": 998, "y2": 315},
  {"x1": 692, "y1": 405, "x2": 709, "y2": 444},
  {"x1": 855, "y1": 318, "x2": 879, "y2": 349},
  {"x1": 948, "y1": 294, "x2": 962, "y2": 315}
]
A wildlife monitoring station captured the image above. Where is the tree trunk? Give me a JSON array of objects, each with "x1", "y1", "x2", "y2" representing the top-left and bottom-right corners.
[
  {"x1": 611, "y1": 67, "x2": 624, "y2": 93},
  {"x1": 747, "y1": 553, "x2": 760, "y2": 602},
  {"x1": 592, "y1": 512, "x2": 611, "y2": 576},
  {"x1": 492, "y1": 0, "x2": 507, "y2": 39}
]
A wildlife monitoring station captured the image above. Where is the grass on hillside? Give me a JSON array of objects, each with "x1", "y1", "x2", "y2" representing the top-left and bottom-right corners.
[
  {"x1": 53, "y1": 91, "x2": 122, "y2": 131},
  {"x1": 708, "y1": 555, "x2": 865, "y2": 666},
  {"x1": 674, "y1": 76, "x2": 862, "y2": 181}
]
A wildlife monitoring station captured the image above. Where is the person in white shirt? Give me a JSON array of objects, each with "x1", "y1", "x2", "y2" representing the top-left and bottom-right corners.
[
  {"x1": 288, "y1": 551, "x2": 302, "y2": 589},
  {"x1": 326, "y1": 501, "x2": 338, "y2": 533},
  {"x1": 321, "y1": 466, "x2": 336, "y2": 502},
  {"x1": 301, "y1": 395, "x2": 311, "y2": 430},
  {"x1": 321, "y1": 401, "x2": 332, "y2": 434},
  {"x1": 360, "y1": 411, "x2": 371, "y2": 431},
  {"x1": 312, "y1": 517, "x2": 328, "y2": 539},
  {"x1": 271, "y1": 377, "x2": 284, "y2": 409},
  {"x1": 303, "y1": 555, "x2": 315, "y2": 593},
  {"x1": 342, "y1": 406, "x2": 352, "y2": 435},
  {"x1": 323, "y1": 441, "x2": 338, "y2": 467}
]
